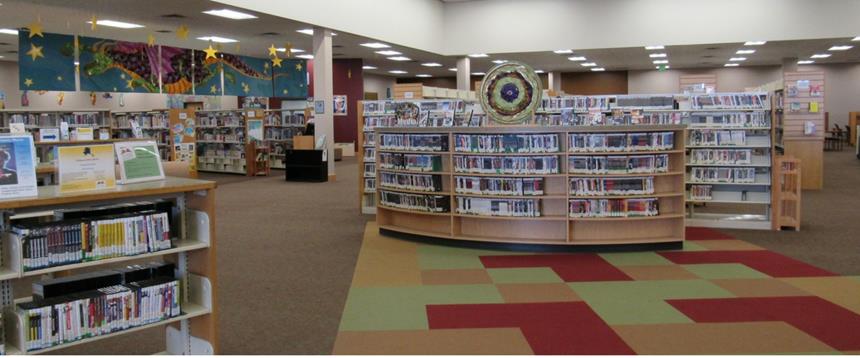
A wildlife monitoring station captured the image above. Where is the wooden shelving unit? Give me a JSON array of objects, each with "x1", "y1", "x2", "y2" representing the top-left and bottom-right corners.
[
  {"x1": 0, "y1": 177, "x2": 219, "y2": 354},
  {"x1": 773, "y1": 156, "x2": 801, "y2": 231},
  {"x1": 111, "y1": 110, "x2": 171, "y2": 159},
  {"x1": 195, "y1": 109, "x2": 262, "y2": 175},
  {"x1": 358, "y1": 100, "x2": 395, "y2": 215},
  {"x1": 782, "y1": 71, "x2": 825, "y2": 190},
  {"x1": 375, "y1": 125, "x2": 686, "y2": 247},
  {"x1": 263, "y1": 108, "x2": 307, "y2": 169}
]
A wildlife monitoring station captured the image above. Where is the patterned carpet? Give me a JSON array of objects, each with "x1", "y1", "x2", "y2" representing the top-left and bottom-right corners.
[{"x1": 333, "y1": 223, "x2": 860, "y2": 355}]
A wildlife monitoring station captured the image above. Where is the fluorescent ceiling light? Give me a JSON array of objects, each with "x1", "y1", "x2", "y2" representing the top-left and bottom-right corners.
[
  {"x1": 568, "y1": 56, "x2": 586, "y2": 61},
  {"x1": 0, "y1": 55, "x2": 4, "y2": 59},
  {"x1": 197, "y1": 36, "x2": 237, "y2": 43},
  {"x1": 797, "y1": 60, "x2": 815, "y2": 65},
  {"x1": 652, "y1": 60, "x2": 668, "y2": 64},
  {"x1": 492, "y1": 59, "x2": 506, "y2": 64},
  {"x1": 296, "y1": 29, "x2": 336, "y2": 36},
  {"x1": 388, "y1": 56, "x2": 411, "y2": 61},
  {"x1": 422, "y1": 62, "x2": 442, "y2": 67},
  {"x1": 74, "y1": 60, "x2": 78, "y2": 65},
  {"x1": 468, "y1": 53, "x2": 488, "y2": 58},
  {"x1": 811, "y1": 53, "x2": 831, "y2": 58},
  {"x1": 360, "y1": 42, "x2": 389, "y2": 49},
  {"x1": 0, "y1": 28, "x2": 19, "y2": 35},
  {"x1": 202, "y1": 9, "x2": 257, "y2": 20},
  {"x1": 276, "y1": 48, "x2": 305, "y2": 53},
  {"x1": 580, "y1": 62, "x2": 597, "y2": 67},
  {"x1": 729, "y1": 57, "x2": 747, "y2": 61},
  {"x1": 655, "y1": 65, "x2": 670, "y2": 69},
  {"x1": 590, "y1": 68, "x2": 605, "y2": 72},
  {"x1": 534, "y1": 70, "x2": 545, "y2": 73},
  {"x1": 744, "y1": 41, "x2": 766, "y2": 46},
  {"x1": 853, "y1": 36, "x2": 860, "y2": 41},
  {"x1": 375, "y1": 50, "x2": 401, "y2": 56},
  {"x1": 828, "y1": 45, "x2": 853, "y2": 51},
  {"x1": 724, "y1": 63, "x2": 739, "y2": 67},
  {"x1": 649, "y1": 53, "x2": 667, "y2": 58},
  {"x1": 553, "y1": 49, "x2": 573, "y2": 54},
  {"x1": 362, "y1": 65, "x2": 377, "y2": 70},
  {"x1": 736, "y1": 49, "x2": 755, "y2": 54},
  {"x1": 416, "y1": 74, "x2": 432, "y2": 78},
  {"x1": 645, "y1": 45, "x2": 664, "y2": 50},
  {"x1": 296, "y1": 54, "x2": 313, "y2": 59},
  {"x1": 86, "y1": 19, "x2": 144, "y2": 29},
  {"x1": 448, "y1": 68, "x2": 457, "y2": 72},
  {"x1": 388, "y1": 70, "x2": 407, "y2": 74},
  {"x1": 472, "y1": 72, "x2": 485, "y2": 75}
]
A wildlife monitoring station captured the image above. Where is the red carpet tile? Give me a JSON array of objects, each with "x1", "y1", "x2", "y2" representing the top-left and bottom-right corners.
[
  {"x1": 658, "y1": 250, "x2": 836, "y2": 278},
  {"x1": 480, "y1": 253, "x2": 632, "y2": 282},
  {"x1": 668, "y1": 296, "x2": 860, "y2": 350},
  {"x1": 427, "y1": 301, "x2": 634, "y2": 355},
  {"x1": 685, "y1": 227, "x2": 735, "y2": 240}
]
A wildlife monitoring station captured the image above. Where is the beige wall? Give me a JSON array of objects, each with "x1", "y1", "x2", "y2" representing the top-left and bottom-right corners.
[
  {"x1": 362, "y1": 74, "x2": 396, "y2": 100},
  {"x1": 797, "y1": 63, "x2": 860, "y2": 127},
  {"x1": 628, "y1": 66, "x2": 783, "y2": 94}
]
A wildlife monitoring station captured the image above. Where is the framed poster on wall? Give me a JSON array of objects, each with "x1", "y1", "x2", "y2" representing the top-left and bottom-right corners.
[{"x1": 333, "y1": 95, "x2": 347, "y2": 116}]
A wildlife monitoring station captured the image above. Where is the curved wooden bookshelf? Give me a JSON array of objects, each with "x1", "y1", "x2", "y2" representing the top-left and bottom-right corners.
[{"x1": 375, "y1": 125, "x2": 687, "y2": 248}]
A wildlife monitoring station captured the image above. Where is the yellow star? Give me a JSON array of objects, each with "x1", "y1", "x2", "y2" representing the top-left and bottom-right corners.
[
  {"x1": 90, "y1": 15, "x2": 98, "y2": 31},
  {"x1": 147, "y1": 34, "x2": 156, "y2": 46},
  {"x1": 126, "y1": 78, "x2": 135, "y2": 90},
  {"x1": 235, "y1": 43, "x2": 241, "y2": 52},
  {"x1": 283, "y1": 42, "x2": 293, "y2": 58},
  {"x1": 26, "y1": 43, "x2": 44, "y2": 61},
  {"x1": 113, "y1": 87, "x2": 118, "y2": 92},
  {"x1": 203, "y1": 45, "x2": 218, "y2": 60},
  {"x1": 264, "y1": 62, "x2": 269, "y2": 69},
  {"x1": 267, "y1": 44, "x2": 278, "y2": 57},
  {"x1": 57, "y1": 76, "x2": 63, "y2": 81},
  {"x1": 210, "y1": 85, "x2": 218, "y2": 94},
  {"x1": 272, "y1": 56, "x2": 283, "y2": 68},
  {"x1": 27, "y1": 20, "x2": 43, "y2": 38},
  {"x1": 242, "y1": 83, "x2": 250, "y2": 94},
  {"x1": 176, "y1": 24, "x2": 189, "y2": 40},
  {"x1": 283, "y1": 89, "x2": 289, "y2": 95},
  {"x1": 24, "y1": 78, "x2": 34, "y2": 87},
  {"x1": 295, "y1": 63, "x2": 303, "y2": 71}
]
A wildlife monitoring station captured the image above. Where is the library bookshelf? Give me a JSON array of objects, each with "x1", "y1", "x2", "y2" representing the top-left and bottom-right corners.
[
  {"x1": 195, "y1": 109, "x2": 264, "y2": 175},
  {"x1": 0, "y1": 177, "x2": 218, "y2": 354},
  {"x1": 374, "y1": 125, "x2": 686, "y2": 247},
  {"x1": 263, "y1": 108, "x2": 308, "y2": 169},
  {"x1": 111, "y1": 110, "x2": 171, "y2": 159}
]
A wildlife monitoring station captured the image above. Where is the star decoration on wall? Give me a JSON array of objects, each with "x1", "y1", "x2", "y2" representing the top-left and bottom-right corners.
[
  {"x1": 147, "y1": 34, "x2": 156, "y2": 46},
  {"x1": 210, "y1": 85, "x2": 218, "y2": 94},
  {"x1": 272, "y1": 56, "x2": 283, "y2": 68},
  {"x1": 126, "y1": 78, "x2": 136, "y2": 90},
  {"x1": 90, "y1": 15, "x2": 98, "y2": 31},
  {"x1": 295, "y1": 63, "x2": 303, "y2": 71},
  {"x1": 176, "y1": 25, "x2": 189, "y2": 40},
  {"x1": 203, "y1": 45, "x2": 219, "y2": 60},
  {"x1": 26, "y1": 43, "x2": 44, "y2": 61},
  {"x1": 267, "y1": 44, "x2": 278, "y2": 57},
  {"x1": 27, "y1": 20, "x2": 44, "y2": 38},
  {"x1": 264, "y1": 62, "x2": 270, "y2": 70},
  {"x1": 24, "y1": 78, "x2": 34, "y2": 87},
  {"x1": 242, "y1": 83, "x2": 250, "y2": 94},
  {"x1": 283, "y1": 89, "x2": 289, "y2": 95},
  {"x1": 57, "y1": 76, "x2": 63, "y2": 81}
]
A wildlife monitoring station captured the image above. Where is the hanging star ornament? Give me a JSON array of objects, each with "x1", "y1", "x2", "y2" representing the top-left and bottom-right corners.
[
  {"x1": 27, "y1": 19, "x2": 44, "y2": 38},
  {"x1": 295, "y1": 62, "x2": 303, "y2": 71},
  {"x1": 283, "y1": 42, "x2": 293, "y2": 58},
  {"x1": 203, "y1": 45, "x2": 219, "y2": 60},
  {"x1": 90, "y1": 14, "x2": 98, "y2": 31},
  {"x1": 147, "y1": 34, "x2": 156, "y2": 46},
  {"x1": 176, "y1": 24, "x2": 189, "y2": 40},
  {"x1": 26, "y1": 43, "x2": 44, "y2": 61},
  {"x1": 271, "y1": 56, "x2": 283, "y2": 68},
  {"x1": 267, "y1": 44, "x2": 278, "y2": 57}
]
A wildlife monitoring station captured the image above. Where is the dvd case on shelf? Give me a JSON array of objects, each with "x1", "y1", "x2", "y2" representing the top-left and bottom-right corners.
[
  {"x1": 379, "y1": 133, "x2": 448, "y2": 151},
  {"x1": 568, "y1": 154, "x2": 669, "y2": 174},
  {"x1": 455, "y1": 176, "x2": 544, "y2": 196},
  {"x1": 378, "y1": 153, "x2": 443, "y2": 172},
  {"x1": 456, "y1": 197, "x2": 542, "y2": 217},
  {"x1": 454, "y1": 155, "x2": 560, "y2": 175},
  {"x1": 454, "y1": 134, "x2": 560, "y2": 153},
  {"x1": 379, "y1": 190, "x2": 450, "y2": 213},
  {"x1": 569, "y1": 198, "x2": 659, "y2": 218},
  {"x1": 379, "y1": 172, "x2": 444, "y2": 192},
  {"x1": 568, "y1": 132, "x2": 674, "y2": 152},
  {"x1": 569, "y1": 177, "x2": 655, "y2": 196}
]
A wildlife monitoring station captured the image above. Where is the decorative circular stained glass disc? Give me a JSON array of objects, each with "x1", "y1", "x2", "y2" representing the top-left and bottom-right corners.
[{"x1": 479, "y1": 61, "x2": 543, "y2": 125}]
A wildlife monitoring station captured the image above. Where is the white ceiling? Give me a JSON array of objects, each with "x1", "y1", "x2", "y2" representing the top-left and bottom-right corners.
[{"x1": 0, "y1": 0, "x2": 859, "y2": 79}]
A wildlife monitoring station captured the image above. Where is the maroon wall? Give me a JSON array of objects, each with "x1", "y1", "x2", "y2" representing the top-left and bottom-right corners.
[{"x1": 308, "y1": 58, "x2": 364, "y2": 144}]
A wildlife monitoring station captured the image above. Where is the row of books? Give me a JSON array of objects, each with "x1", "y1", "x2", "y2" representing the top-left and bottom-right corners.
[
  {"x1": 264, "y1": 111, "x2": 305, "y2": 127},
  {"x1": 688, "y1": 93, "x2": 769, "y2": 110},
  {"x1": 540, "y1": 95, "x2": 675, "y2": 112},
  {"x1": 363, "y1": 115, "x2": 398, "y2": 129},
  {"x1": 569, "y1": 198, "x2": 659, "y2": 218},
  {"x1": 13, "y1": 211, "x2": 171, "y2": 272},
  {"x1": 536, "y1": 110, "x2": 683, "y2": 126},
  {"x1": 379, "y1": 134, "x2": 448, "y2": 152},
  {"x1": 196, "y1": 112, "x2": 244, "y2": 128},
  {"x1": 364, "y1": 163, "x2": 376, "y2": 177},
  {"x1": 8, "y1": 113, "x2": 107, "y2": 127},
  {"x1": 454, "y1": 155, "x2": 560, "y2": 175},
  {"x1": 363, "y1": 148, "x2": 376, "y2": 162},
  {"x1": 362, "y1": 100, "x2": 396, "y2": 115},
  {"x1": 455, "y1": 177, "x2": 544, "y2": 196},
  {"x1": 569, "y1": 155, "x2": 669, "y2": 174},
  {"x1": 689, "y1": 130, "x2": 747, "y2": 146},
  {"x1": 379, "y1": 191, "x2": 450, "y2": 213},
  {"x1": 454, "y1": 134, "x2": 560, "y2": 153},
  {"x1": 378, "y1": 153, "x2": 443, "y2": 172},
  {"x1": 19, "y1": 263, "x2": 180, "y2": 352},
  {"x1": 569, "y1": 177, "x2": 655, "y2": 196},
  {"x1": 364, "y1": 178, "x2": 376, "y2": 192},
  {"x1": 201, "y1": 148, "x2": 245, "y2": 159},
  {"x1": 689, "y1": 185, "x2": 713, "y2": 200},
  {"x1": 689, "y1": 149, "x2": 753, "y2": 165},
  {"x1": 113, "y1": 113, "x2": 169, "y2": 129},
  {"x1": 689, "y1": 167, "x2": 757, "y2": 183},
  {"x1": 569, "y1": 132, "x2": 674, "y2": 152},
  {"x1": 197, "y1": 133, "x2": 244, "y2": 143},
  {"x1": 456, "y1": 197, "x2": 541, "y2": 217},
  {"x1": 363, "y1": 132, "x2": 376, "y2": 146},
  {"x1": 263, "y1": 127, "x2": 303, "y2": 141},
  {"x1": 379, "y1": 172, "x2": 444, "y2": 192},
  {"x1": 687, "y1": 112, "x2": 769, "y2": 128}
]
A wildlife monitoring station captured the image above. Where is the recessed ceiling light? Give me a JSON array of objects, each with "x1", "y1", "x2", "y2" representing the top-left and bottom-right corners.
[
  {"x1": 568, "y1": 56, "x2": 586, "y2": 61},
  {"x1": 448, "y1": 68, "x2": 457, "y2": 72},
  {"x1": 828, "y1": 45, "x2": 853, "y2": 51},
  {"x1": 360, "y1": 42, "x2": 390, "y2": 49},
  {"x1": 468, "y1": 53, "x2": 488, "y2": 58},
  {"x1": 736, "y1": 49, "x2": 755, "y2": 54},
  {"x1": 553, "y1": 49, "x2": 573, "y2": 54},
  {"x1": 86, "y1": 20, "x2": 144, "y2": 29},
  {"x1": 0, "y1": 55, "x2": 4, "y2": 59},
  {"x1": 492, "y1": 59, "x2": 507, "y2": 64},
  {"x1": 388, "y1": 56, "x2": 411, "y2": 61},
  {"x1": 581, "y1": 62, "x2": 596, "y2": 67},
  {"x1": 797, "y1": 60, "x2": 815, "y2": 65},
  {"x1": 422, "y1": 62, "x2": 442, "y2": 67},
  {"x1": 416, "y1": 74, "x2": 432, "y2": 78},
  {"x1": 276, "y1": 48, "x2": 305, "y2": 53},
  {"x1": 724, "y1": 63, "x2": 739, "y2": 67},
  {"x1": 811, "y1": 53, "x2": 831, "y2": 58},
  {"x1": 655, "y1": 65, "x2": 670, "y2": 69},
  {"x1": 202, "y1": 9, "x2": 257, "y2": 20},
  {"x1": 534, "y1": 70, "x2": 545, "y2": 73},
  {"x1": 296, "y1": 29, "x2": 337, "y2": 36},
  {"x1": 0, "y1": 28, "x2": 18, "y2": 35},
  {"x1": 388, "y1": 70, "x2": 407, "y2": 74},
  {"x1": 196, "y1": 36, "x2": 237, "y2": 43},
  {"x1": 853, "y1": 36, "x2": 860, "y2": 41},
  {"x1": 591, "y1": 68, "x2": 605, "y2": 72},
  {"x1": 729, "y1": 57, "x2": 747, "y2": 61},
  {"x1": 362, "y1": 65, "x2": 377, "y2": 70},
  {"x1": 652, "y1": 60, "x2": 668, "y2": 64},
  {"x1": 296, "y1": 54, "x2": 313, "y2": 59},
  {"x1": 645, "y1": 45, "x2": 664, "y2": 50},
  {"x1": 744, "y1": 41, "x2": 766, "y2": 46},
  {"x1": 472, "y1": 72, "x2": 485, "y2": 75},
  {"x1": 375, "y1": 50, "x2": 401, "y2": 56},
  {"x1": 649, "y1": 53, "x2": 667, "y2": 58}
]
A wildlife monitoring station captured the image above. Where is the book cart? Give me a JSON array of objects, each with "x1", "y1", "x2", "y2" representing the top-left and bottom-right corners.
[
  {"x1": 374, "y1": 125, "x2": 686, "y2": 247},
  {"x1": 0, "y1": 177, "x2": 218, "y2": 354}
]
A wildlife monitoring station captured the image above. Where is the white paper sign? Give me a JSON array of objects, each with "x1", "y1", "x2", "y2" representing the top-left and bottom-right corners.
[
  {"x1": 39, "y1": 128, "x2": 60, "y2": 142},
  {"x1": 0, "y1": 135, "x2": 38, "y2": 199}
]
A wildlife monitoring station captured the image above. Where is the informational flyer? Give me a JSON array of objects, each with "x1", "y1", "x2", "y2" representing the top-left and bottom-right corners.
[
  {"x1": 248, "y1": 119, "x2": 263, "y2": 142},
  {"x1": 114, "y1": 141, "x2": 165, "y2": 184},
  {"x1": 57, "y1": 144, "x2": 116, "y2": 193},
  {"x1": 75, "y1": 127, "x2": 94, "y2": 141},
  {"x1": 0, "y1": 135, "x2": 38, "y2": 199}
]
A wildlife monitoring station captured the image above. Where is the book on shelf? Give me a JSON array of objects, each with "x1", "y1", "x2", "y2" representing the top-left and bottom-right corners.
[
  {"x1": 688, "y1": 129, "x2": 748, "y2": 146},
  {"x1": 454, "y1": 134, "x2": 560, "y2": 153},
  {"x1": 456, "y1": 197, "x2": 542, "y2": 217},
  {"x1": 569, "y1": 198, "x2": 659, "y2": 218},
  {"x1": 455, "y1": 176, "x2": 544, "y2": 196},
  {"x1": 379, "y1": 172, "x2": 444, "y2": 192},
  {"x1": 570, "y1": 177, "x2": 655, "y2": 196},
  {"x1": 689, "y1": 167, "x2": 757, "y2": 183},
  {"x1": 689, "y1": 93, "x2": 769, "y2": 110},
  {"x1": 379, "y1": 190, "x2": 450, "y2": 213},
  {"x1": 689, "y1": 185, "x2": 713, "y2": 200},
  {"x1": 687, "y1": 112, "x2": 769, "y2": 128},
  {"x1": 363, "y1": 163, "x2": 376, "y2": 177},
  {"x1": 568, "y1": 154, "x2": 669, "y2": 174},
  {"x1": 363, "y1": 148, "x2": 376, "y2": 162},
  {"x1": 454, "y1": 155, "x2": 560, "y2": 175},
  {"x1": 363, "y1": 131, "x2": 376, "y2": 146},
  {"x1": 568, "y1": 132, "x2": 674, "y2": 152},
  {"x1": 689, "y1": 149, "x2": 753, "y2": 165},
  {"x1": 379, "y1": 133, "x2": 448, "y2": 151},
  {"x1": 364, "y1": 178, "x2": 376, "y2": 192},
  {"x1": 378, "y1": 153, "x2": 443, "y2": 172}
]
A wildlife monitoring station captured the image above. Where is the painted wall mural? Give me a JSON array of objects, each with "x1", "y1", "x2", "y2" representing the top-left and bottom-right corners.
[
  {"x1": 78, "y1": 37, "x2": 160, "y2": 93},
  {"x1": 222, "y1": 54, "x2": 272, "y2": 97},
  {"x1": 273, "y1": 58, "x2": 308, "y2": 99},
  {"x1": 18, "y1": 31, "x2": 76, "y2": 91}
]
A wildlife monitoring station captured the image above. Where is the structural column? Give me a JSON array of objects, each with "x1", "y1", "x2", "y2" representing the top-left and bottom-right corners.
[
  {"x1": 456, "y1": 57, "x2": 471, "y2": 91},
  {"x1": 548, "y1": 71, "x2": 562, "y2": 94},
  {"x1": 313, "y1": 27, "x2": 335, "y2": 179}
]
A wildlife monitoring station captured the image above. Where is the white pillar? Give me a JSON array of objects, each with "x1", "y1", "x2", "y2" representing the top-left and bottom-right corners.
[
  {"x1": 548, "y1": 71, "x2": 562, "y2": 94},
  {"x1": 313, "y1": 27, "x2": 335, "y2": 179},
  {"x1": 456, "y1": 57, "x2": 471, "y2": 91}
]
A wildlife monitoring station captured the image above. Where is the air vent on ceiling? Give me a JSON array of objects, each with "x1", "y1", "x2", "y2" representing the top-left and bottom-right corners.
[
  {"x1": 332, "y1": 45, "x2": 343, "y2": 48},
  {"x1": 155, "y1": 29, "x2": 172, "y2": 33},
  {"x1": 161, "y1": 14, "x2": 186, "y2": 19},
  {"x1": 7, "y1": 50, "x2": 18, "y2": 54},
  {"x1": 699, "y1": 62, "x2": 712, "y2": 65},
  {"x1": 702, "y1": 55, "x2": 714, "y2": 58},
  {"x1": 333, "y1": 53, "x2": 345, "y2": 57},
  {"x1": 0, "y1": 42, "x2": 9, "y2": 46},
  {"x1": 705, "y1": 47, "x2": 720, "y2": 50},
  {"x1": 260, "y1": 32, "x2": 280, "y2": 36}
]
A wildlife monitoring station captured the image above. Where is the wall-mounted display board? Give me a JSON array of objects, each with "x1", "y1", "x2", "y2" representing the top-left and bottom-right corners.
[{"x1": 782, "y1": 71, "x2": 824, "y2": 189}]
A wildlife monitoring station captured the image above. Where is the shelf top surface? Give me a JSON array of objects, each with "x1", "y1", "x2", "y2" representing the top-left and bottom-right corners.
[
  {"x1": 375, "y1": 124, "x2": 687, "y2": 134},
  {"x1": 0, "y1": 177, "x2": 216, "y2": 210},
  {"x1": 34, "y1": 138, "x2": 150, "y2": 145}
]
